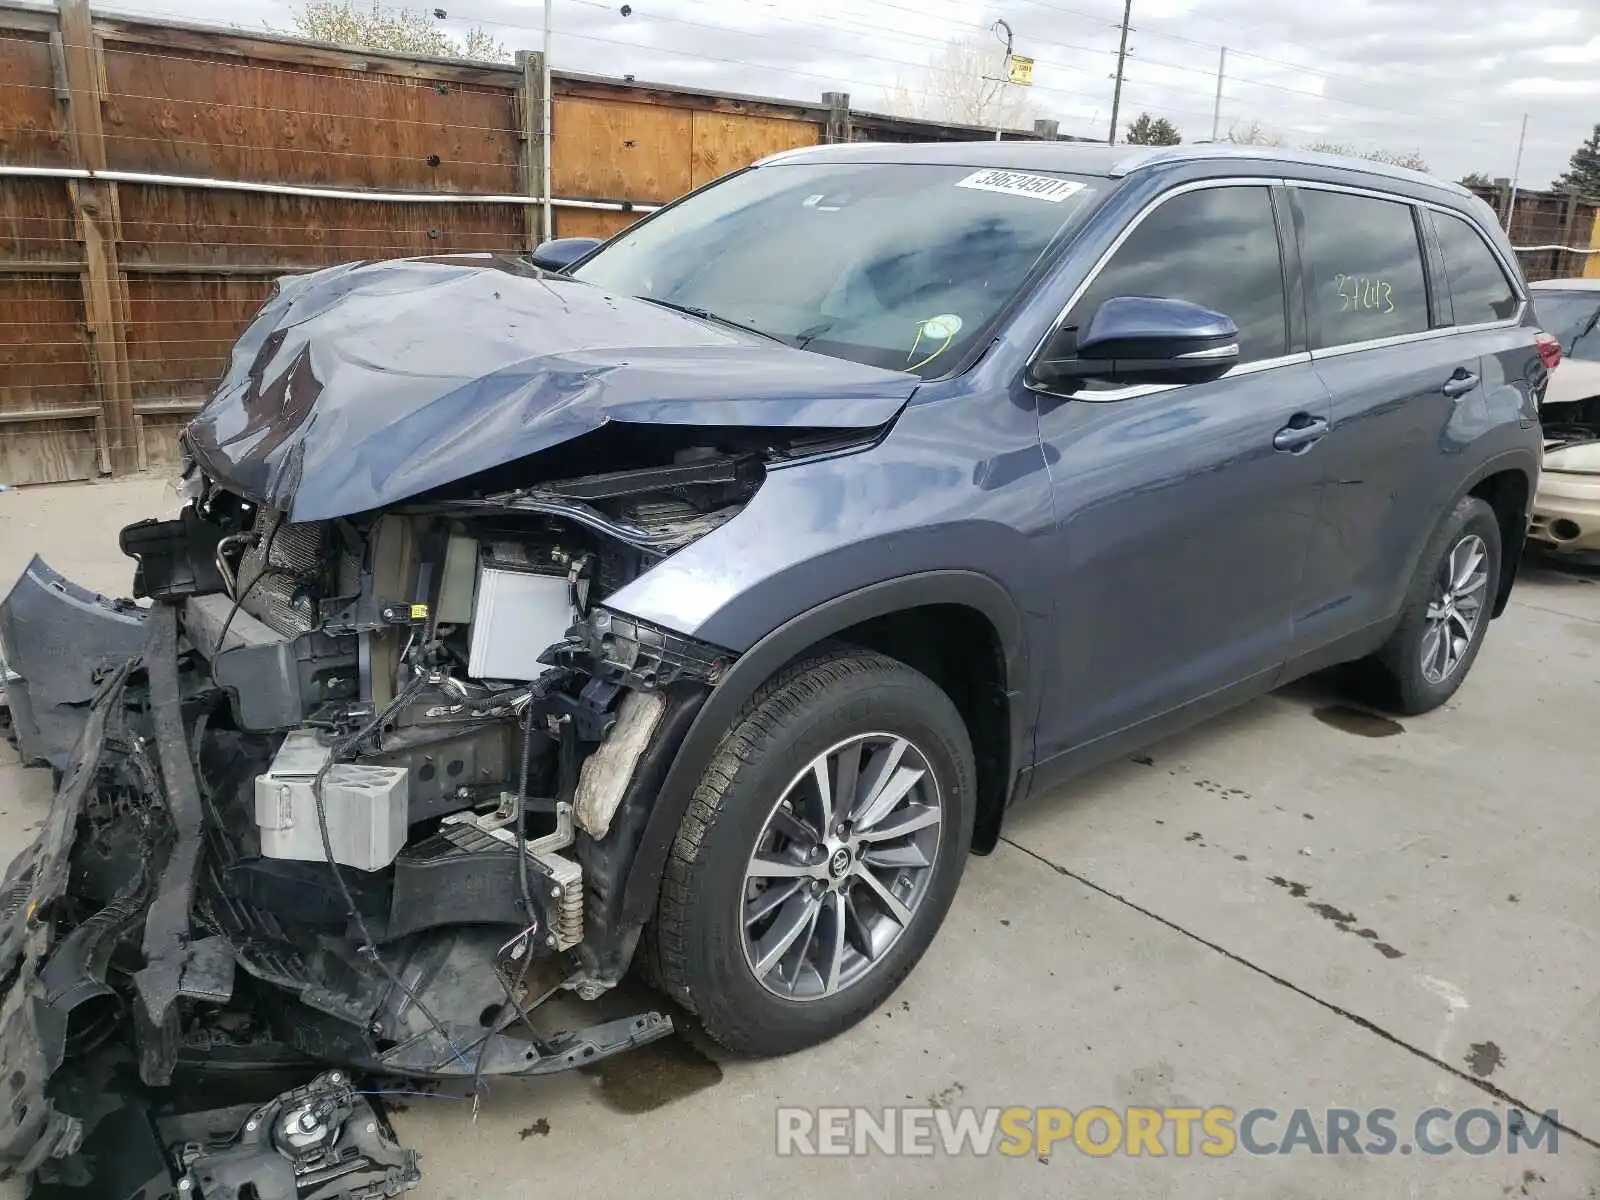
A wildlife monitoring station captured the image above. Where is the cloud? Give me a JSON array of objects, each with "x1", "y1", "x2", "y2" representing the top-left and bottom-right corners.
[
  {"x1": 1504, "y1": 77, "x2": 1600, "y2": 97},
  {"x1": 1528, "y1": 33, "x2": 1600, "y2": 65}
]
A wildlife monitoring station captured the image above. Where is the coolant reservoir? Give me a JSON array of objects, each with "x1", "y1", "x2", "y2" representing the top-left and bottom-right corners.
[{"x1": 254, "y1": 730, "x2": 410, "y2": 871}]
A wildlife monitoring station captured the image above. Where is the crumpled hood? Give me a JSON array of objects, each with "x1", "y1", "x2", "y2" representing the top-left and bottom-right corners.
[{"x1": 185, "y1": 256, "x2": 920, "y2": 521}]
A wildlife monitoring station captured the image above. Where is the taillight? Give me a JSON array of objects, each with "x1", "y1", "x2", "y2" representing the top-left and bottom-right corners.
[{"x1": 1536, "y1": 332, "x2": 1563, "y2": 372}]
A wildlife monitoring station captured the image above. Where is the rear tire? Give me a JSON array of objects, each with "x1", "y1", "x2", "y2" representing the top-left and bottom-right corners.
[
  {"x1": 649, "y1": 647, "x2": 974, "y2": 1057},
  {"x1": 1369, "y1": 495, "x2": 1501, "y2": 715}
]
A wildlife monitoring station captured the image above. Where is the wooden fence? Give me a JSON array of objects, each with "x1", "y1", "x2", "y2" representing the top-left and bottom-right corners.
[
  {"x1": 1465, "y1": 182, "x2": 1600, "y2": 284},
  {"x1": 0, "y1": 1, "x2": 1085, "y2": 486}
]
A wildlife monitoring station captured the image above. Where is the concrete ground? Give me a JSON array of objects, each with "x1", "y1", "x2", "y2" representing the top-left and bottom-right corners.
[{"x1": 1, "y1": 476, "x2": 1597, "y2": 1199}]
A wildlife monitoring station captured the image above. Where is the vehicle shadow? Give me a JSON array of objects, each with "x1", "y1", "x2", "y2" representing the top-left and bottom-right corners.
[
  {"x1": 1520, "y1": 544, "x2": 1600, "y2": 584},
  {"x1": 1007, "y1": 657, "x2": 1404, "y2": 827}
]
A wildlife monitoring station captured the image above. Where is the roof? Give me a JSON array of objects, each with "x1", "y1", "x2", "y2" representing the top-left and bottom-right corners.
[
  {"x1": 1531, "y1": 278, "x2": 1600, "y2": 292},
  {"x1": 757, "y1": 140, "x2": 1470, "y2": 198}
]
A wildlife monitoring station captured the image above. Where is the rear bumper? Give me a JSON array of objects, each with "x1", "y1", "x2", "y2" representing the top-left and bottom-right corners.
[{"x1": 1531, "y1": 470, "x2": 1600, "y2": 552}]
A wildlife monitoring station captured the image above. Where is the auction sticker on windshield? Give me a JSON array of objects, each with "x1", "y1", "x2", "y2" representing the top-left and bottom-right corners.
[{"x1": 955, "y1": 169, "x2": 1086, "y2": 202}]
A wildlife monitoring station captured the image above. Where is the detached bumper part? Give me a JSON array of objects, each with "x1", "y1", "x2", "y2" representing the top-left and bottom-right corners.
[
  {"x1": 34, "y1": 1071, "x2": 419, "y2": 1200},
  {"x1": 0, "y1": 659, "x2": 136, "y2": 1173},
  {"x1": 0, "y1": 557, "x2": 147, "y2": 769},
  {"x1": 166, "y1": 1071, "x2": 419, "y2": 1200},
  {"x1": 587, "y1": 608, "x2": 730, "y2": 690}
]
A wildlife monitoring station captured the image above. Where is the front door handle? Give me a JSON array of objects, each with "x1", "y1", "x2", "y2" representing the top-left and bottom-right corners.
[
  {"x1": 1273, "y1": 414, "x2": 1329, "y2": 453},
  {"x1": 1442, "y1": 369, "x2": 1480, "y2": 399}
]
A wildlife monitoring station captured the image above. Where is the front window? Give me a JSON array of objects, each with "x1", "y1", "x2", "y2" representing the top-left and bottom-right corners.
[
  {"x1": 1065, "y1": 183, "x2": 1288, "y2": 367},
  {"x1": 572, "y1": 161, "x2": 1102, "y2": 378}
]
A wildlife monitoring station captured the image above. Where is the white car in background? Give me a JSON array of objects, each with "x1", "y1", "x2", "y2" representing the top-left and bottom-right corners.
[{"x1": 1530, "y1": 279, "x2": 1600, "y2": 554}]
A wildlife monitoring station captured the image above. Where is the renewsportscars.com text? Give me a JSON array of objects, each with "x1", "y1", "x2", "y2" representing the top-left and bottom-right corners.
[{"x1": 775, "y1": 1105, "x2": 1560, "y2": 1158}]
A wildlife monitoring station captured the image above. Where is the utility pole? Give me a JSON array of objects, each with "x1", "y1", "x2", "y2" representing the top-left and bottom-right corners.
[
  {"x1": 1506, "y1": 112, "x2": 1530, "y2": 233},
  {"x1": 1107, "y1": 0, "x2": 1133, "y2": 145},
  {"x1": 992, "y1": 19, "x2": 1013, "y2": 142},
  {"x1": 1211, "y1": 46, "x2": 1227, "y2": 141}
]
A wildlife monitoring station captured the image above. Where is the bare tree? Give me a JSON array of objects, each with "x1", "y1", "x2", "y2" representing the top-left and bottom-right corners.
[
  {"x1": 285, "y1": 1, "x2": 509, "y2": 62},
  {"x1": 1223, "y1": 121, "x2": 1428, "y2": 172},
  {"x1": 879, "y1": 32, "x2": 1041, "y2": 129},
  {"x1": 1225, "y1": 118, "x2": 1287, "y2": 147},
  {"x1": 1305, "y1": 141, "x2": 1428, "y2": 172}
]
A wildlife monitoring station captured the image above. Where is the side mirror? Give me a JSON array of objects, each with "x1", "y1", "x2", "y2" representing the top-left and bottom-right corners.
[
  {"x1": 1032, "y1": 295, "x2": 1240, "y2": 389},
  {"x1": 528, "y1": 236, "x2": 602, "y2": 272}
]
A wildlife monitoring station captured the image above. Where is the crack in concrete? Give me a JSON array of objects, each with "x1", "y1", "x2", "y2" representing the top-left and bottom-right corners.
[
  {"x1": 1000, "y1": 835, "x2": 1600, "y2": 1153},
  {"x1": 1510, "y1": 597, "x2": 1600, "y2": 626}
]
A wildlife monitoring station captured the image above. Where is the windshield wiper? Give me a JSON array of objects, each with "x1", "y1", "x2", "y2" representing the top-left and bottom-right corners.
[
  {"x1": 638, "y1": 296, "x2": 789, "y2": 344},
  {"x1": 1570, "y1": 308, "x2": 1600, "y2": 359},
  {"x1": 795, "y1": 321, "x2": 834, "y2": 350}
]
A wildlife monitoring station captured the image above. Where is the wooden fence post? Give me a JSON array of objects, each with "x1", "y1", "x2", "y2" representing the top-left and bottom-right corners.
[
  {"x1": 516, "y1": 50, "x2": 548, "y2": 248},
  {"x1": 57, "y1": 0, "x2": 135, "y2": 475},
  {"x1": 823, "y1": 92, "x2": 851, "y2": 144},
  {"x1": 1560, "y1": 191, "x2": 1581, "y2": 278}
]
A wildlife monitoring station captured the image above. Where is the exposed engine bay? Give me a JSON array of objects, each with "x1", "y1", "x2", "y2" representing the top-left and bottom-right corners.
[
  {"x1": 0, "y1": 245, "x2": 918, "y2": 1196},
  {"x1": 0, "y1": 434, "x2": 784, "y2": 1197},
  {"x1": 1532, "y1": 393, "x2": 1600, "y2": 553}
]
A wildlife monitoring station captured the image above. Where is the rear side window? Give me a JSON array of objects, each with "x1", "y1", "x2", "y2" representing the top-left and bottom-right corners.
[
  {"x1": 1067, "y1": 184, "x2": 1287, "y2": 365},
  {"x1": 1295, "y1": 188, "x2": 1430, "y2": 348},
  {"x1": 1433, "y1": 212, "x2": 1519, "y2": 325}
]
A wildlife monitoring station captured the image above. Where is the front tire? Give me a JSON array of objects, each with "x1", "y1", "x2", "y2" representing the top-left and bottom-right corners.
[
  {"x1": 650, "y1": 647, "x2": 975, "y2": 1057},
  {"x1": 1371, "y1": 495, "x2": 1501, "y2": 715}
]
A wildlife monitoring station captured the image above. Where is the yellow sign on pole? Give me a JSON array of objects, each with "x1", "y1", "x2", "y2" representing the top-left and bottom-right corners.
[{"x1": 1006, "y1": 54, "x2": 1034, "y2": 86}]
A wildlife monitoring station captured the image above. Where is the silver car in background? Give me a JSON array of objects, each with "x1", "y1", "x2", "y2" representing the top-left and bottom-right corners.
[{"x1": 1530, "y1": 279, "x2": 1600, "y2": 554}]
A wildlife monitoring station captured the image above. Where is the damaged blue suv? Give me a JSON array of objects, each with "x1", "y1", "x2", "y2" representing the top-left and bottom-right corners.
[{"x1": 0, "y1": 142, "x2": 1544, "y2": 1193}]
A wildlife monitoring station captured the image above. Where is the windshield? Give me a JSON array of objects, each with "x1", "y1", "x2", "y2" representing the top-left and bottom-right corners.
[
  {"x1": 1534, "y1": 291, "x2": 1600, "y2": 362},
  {"x1": 572, "y1": 161, "x2": 1102, "y2": 378}
]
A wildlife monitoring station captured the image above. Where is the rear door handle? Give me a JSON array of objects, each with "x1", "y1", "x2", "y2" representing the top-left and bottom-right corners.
[
  {"x1": 1442, "y1": 369, "x2": 1480, "y2": 399},
  {"x1": 1273, "y1": 414, "x2": 1329, "y2": 453}
]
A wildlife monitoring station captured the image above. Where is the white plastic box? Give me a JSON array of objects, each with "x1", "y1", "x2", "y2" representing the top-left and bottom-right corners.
[
  {"x1": 466, "y1": 562, "x2": 574, "y2": 681},
  {"x1": 255, "y1": 730, "x2": 410, "y2": 871}
]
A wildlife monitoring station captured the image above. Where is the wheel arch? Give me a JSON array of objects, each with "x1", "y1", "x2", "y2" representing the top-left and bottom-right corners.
[
  {"x1": 619, "y1": 570, "x2": 1030, "y2": 927},
  {"x1": 1462, "y1": 454, "x2": 1536, "y2": 618}
]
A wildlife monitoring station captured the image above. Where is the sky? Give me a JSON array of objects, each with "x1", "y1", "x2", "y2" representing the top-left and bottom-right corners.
[{"x1": 95, "y1": 0, "x2": 1600, "y2": 188}]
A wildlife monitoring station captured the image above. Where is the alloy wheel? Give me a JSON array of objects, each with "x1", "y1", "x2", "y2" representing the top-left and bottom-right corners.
[
  {"x1": 1421, "y1": 533, "x2": 1489, "y2": 685},
  {"x1": 740, "y1": 733, "x2": 944, "y2": 1001}
]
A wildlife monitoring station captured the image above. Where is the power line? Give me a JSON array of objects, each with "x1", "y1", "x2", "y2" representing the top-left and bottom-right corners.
[
  {"x1": 986, "y1": 0, "x2": 1539, "y2": 145},
  {"x1": 543, "y1": 26, "x2": 1118, "y2": 128},
  {"x1": 451, "y1": 0, "x2": 1565, "y2": 145},
  {"x1": 429, "y1": 3, "x2": 1466, "y2": 146},
  {"x1": 1008, "y1": 0, "x2": 1486, "y2": 93},
  {"x1": 438, "y1": 0, "x2": 1121, "y2": 118},
  {"x1": 472, "y1": 0, "x2": 1089, "y2": 94}
]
